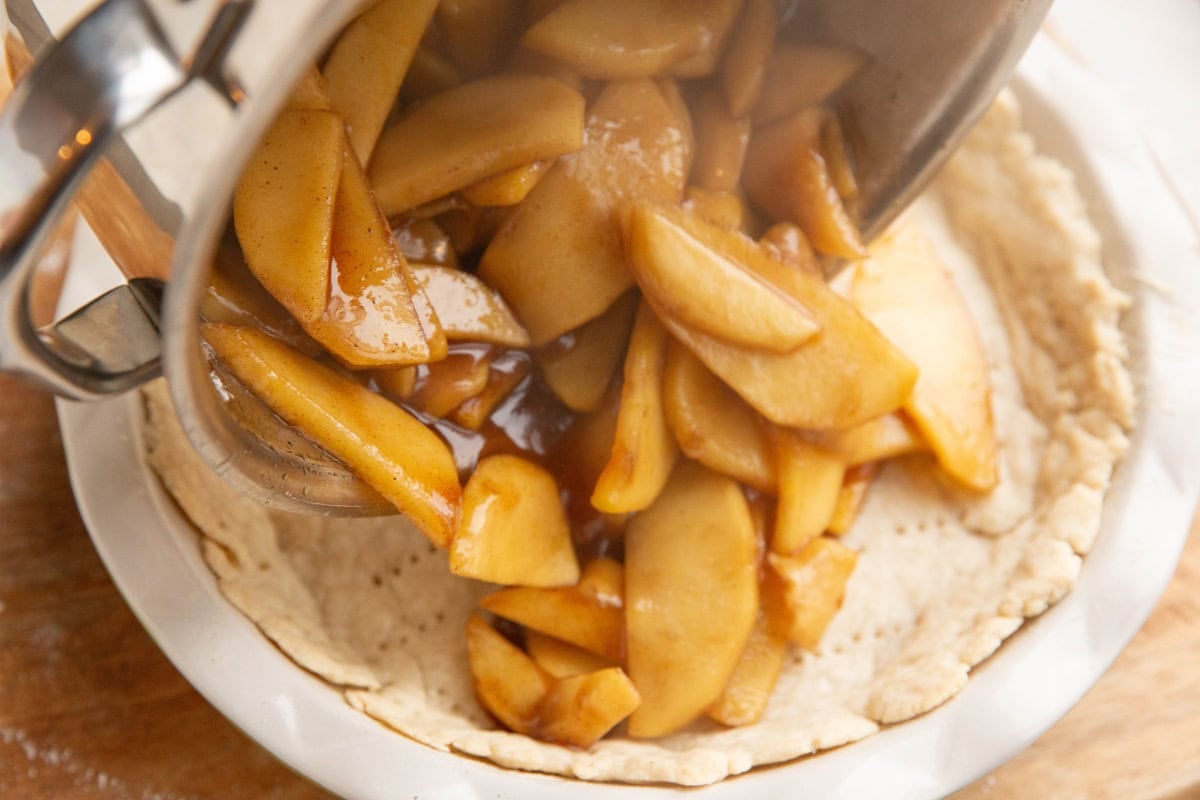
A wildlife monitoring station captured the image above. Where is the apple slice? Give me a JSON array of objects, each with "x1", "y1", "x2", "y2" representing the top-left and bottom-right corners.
[
  {"x1": 408, "y1": 265, "x2": 531, "y2": 348},
  {"x1": 828, "y1": 462, "x2": 879, "y2": 535},
  {"x1": 822, "y1": 113, "x2": 859, "y2": 202},
  {"x1": 625, "y1": 460, "x2": 759, "y2": 738},
  {"x1": 369, "y1": 74, "x2": 585, "y2": 216},
  {"x1": 768, "y1": 537, "x2": 858, "y2": 650},
  {"x1": 808, "y1": 412, "x2": 925, "y2": 466},
  {"x1": 625, "y1": 202, "x2": 818, "y2": 353},
  {"x1": 851, "y1": 225, "x2": 998, "y2": 490},
  {"x1": 662, "y1": 341, "x2": 776, "y2": 493},
  {"x1": 481, "y1": 581, "x2": 624, "y2": 663},
  {"x1": 449, "y1": 350, "x2": 532, "y2": 430},
  {"x1": 744, "y1": 108, "x2": 867, "y2": 260},
  {"x1": 592, "y1": 302, "x2": 679, "y2": 514},
  {"x1": 707, "y1": 568, "x2": 790, "y2": 727},
  {"x1": 462, "y1": 160, "x2": 551, "y2": 207},
  {"x1": 479, "y1": 79, "x2": 689, "y2": 345},
  {"x1": 233, "y1": 109, "x2": 342, "y2": 325},
  {"x1": 405, "y1": 346, "x2": 494, "y2": 418},
  {"x1": 322, "y1": 0, "x2": 439, "y2": 163},
  {"x1": 683, "y1": 187, "x2": 747, "y2": 232},
  {"x1": 752, "y1": 44, "x2": 866, "y2": 126},
  {"x1": 537, "y1": 667, "x2": 641, "y2": 747},
  {"x1": 392, "y1": 218, "x2": 458, "y2": 268},
  {"x1": 437, "y1": 0, "x2": 523, "y2": 78},
  {"x1": 202, "y1": 324, "x2": 461, "y2": 545},
  {"x1": 526, "y1": 631, "x2": 615, "y2": 679},
  {"x1": 692, "y1": 89, "x2": 751, "y2": 193},
  {"x1": 637, "y1": 205, "x2": 917, "y2": 430},
  {"x1": 760, "y1": 222, "x2": 820, "y2": 275},
  {"x1": 450, "y1": 455, "x2": 580, "y2": 587},
  {"x1": 720, "y1": 0, "x2": 778, "y2": 117},
  {"x1": 466, "y1": 615, "x2": 551, "y2": 734},
  {"x1": 372, "y1": 365, "x2": 417, "y2": 402},
  {"x1": 771, "y1": 431, "x2": 846, "y2": 554},
  {"x1": 522, "y1": 0, "x2": 742, "y2": 79},
  {"x1": 536, "y1": 292, "x2": 639, "y2": 413}
]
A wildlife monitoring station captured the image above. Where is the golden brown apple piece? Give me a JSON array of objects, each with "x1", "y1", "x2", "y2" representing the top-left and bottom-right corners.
[
  {"x1": 536, "y1": 292, "x2": 639, "y2": 413},
  {"x1": 625, "y1": 460, "x2": 759, "y2": 738},
  {"x1": 372, "y1": 365, "x2": 416, "y2": 402},
  {"x1": 720, "y1": 0, "x2": 777, "y2": 117},
  {"x1": 404, "y1": 346, "x2": 494, "y2": 418},
  {"x1": 707, "y1": 568, "x2": 790, "y2": 727},
  {"x1": 392, "y1": 217, "x2": 457, "y2": 268},
  {"x1": 752, "y1": 44, "x2": 866, "y2": 126},
  {"x1": 450, "y1": 454, "x2": 581, "y2": 587},
  {"x1": 232, "y1": 109, "x2": 342, "y2": 325},
  {"x1": 744, "y1": 108, "x2": 867, "y2": 260},
  {"x1": 662, "y1": 341, "x2": 776, "y2": 493},
  {"x1": 480, "y1": 578, "x2": 624, "y2": 663},
  {"x1": 771, "y1": 431, "x2": 846, "y2": 555},
  {"x1": 635, "y1": 205, "x2": 917, "y2": 430},
  {"x1": 592, "y1": 302, "x2": 679, "y2": 514},
  {"x1": 521, "y1": 0, "x2": 742, "y2": 80},
  {"x1": 525, "y1": 631, "x2": 615, "y2": 679},
  {"x1": 322, "y1": 0, "x2": 439, "y2": 163},
  {"x1": 369, "y1": 74, "x2": 585, "y2": 216},
  {"x1": 537, "y1": 667, "x2": 641, "y2": 747},
  {"x1": 821, "y1": 113, "x2": 859, "y2": 202},
  {"x1": 851, "y1": 225, "x2": 998, "y2": 490},
  {"x1": 303, "y1": 149, "x2": 439, "y2": 367},
  {"x1": 466, "y1": 614, "x2": 551, "y2": 734},
  {"x1": 760, "y1": 222, "x2": 820, "y2": 275},
  {"x1": 683, "y1": 187, "x2": 747, "y2": 232},
  {"x1": 408, "y1": 265, "x2": 531, "y2": 348},
  {"x1": 202, "y1": 324, "x2": 461, "y2": 546},
  {"x1": 462, "y1": 160, "x2": 551, "y2": 207},
  {"x1": 692, "y1": 89, "x2": 751, "y2": 193},
  {"x1": 769, "y1": 536, "x2": 858, "y2": 650},
  {"x1": 437, "y1": 0, "x2": 523, "y2": 78},
  {"x1": 828, "y1": 462, "x2": 879, "y2": 535},
  {"x1": 449, "y1": 350, "x2": 532, "y2": 430},
  {"x1": 809, "y1": 412, "x2": 926, "y2": 466},
  {"x1": 478, "y1": 79, "x2": 690, "y2": 345},
  {"x1": 624, "y1": 202, "x2": 818, "y2": 353}
]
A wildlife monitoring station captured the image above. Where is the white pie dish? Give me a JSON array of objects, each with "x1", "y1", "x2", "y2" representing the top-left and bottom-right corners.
[{"x1": 55, "y1": 33, "x2": 1200, "y2": 800}]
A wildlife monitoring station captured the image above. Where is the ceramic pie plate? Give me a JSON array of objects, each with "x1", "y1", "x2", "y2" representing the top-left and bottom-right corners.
[{"x1": 55, "y1": 35, "x2": 1200, "y2": 800}]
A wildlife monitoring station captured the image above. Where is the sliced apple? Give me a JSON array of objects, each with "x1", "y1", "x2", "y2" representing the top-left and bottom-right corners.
[
  {"x1": 592, "y1": 302, "x2": 679, "y2": 514},
  {"x1": 322, "y1": 0, "x2": 439, "y2": 163},
  {"x1": 537, "y1": 667, "x2": 641, "y2": 747},
  {"x1": 809, "y1": 412, "x2": 925, "y2": 466},
  {"x1": 768, "y1": 537, "x2": 858, "y2": 650},
  {"x1": 526, "y1": 631, "x2": 615, "y2": 678},
  {"x1": 752, "y1": 44, "x2": 866, "y2": 126},
  {"x1": 522, "y1": 0, "x2": 742, "y2": 80},
  {"x1": 466, "y1": 614, "x2": 551, "y2": 734},
  {"x1": 392, "y1": 217, "x2": 457, "y2": 268},
  {"x1": 821, "y1": 113, "x2": 859, "y2": 202},
  {"x1": 637, "y1": 205, "x2": 917, "y2": 429},
  {"x1": 287, "y1": 66, "x2": 334, "y2": 111},
  {"x1": 304, "y1": 149, "x2": 435, "y2": 367},
  {"x1": 479, "y1": 79, "x2": 690, "y2": 345},
  {"x1": 372, "y1": 365, "x2": 417, "y2": 401},
  {"x1": 480, "y1": 581, "x2": 624, "y2": 662},
  {"x1": 577, "y1": 556, "x2": 624, "y2": 608},
  {"x1": 449, "y1": 350, "x2": 533, "y2": 430},
  {"x1": 744, "y1": 108, "x2": 867, "y2": 260},
  {"x1": 625, "y1": 460, "x2": 759, "y2": 738},
  {"x1": 450, "y1": 455, "x2": 580, "y2": 587},
  {"x1": 692, "y1": 89, "x2": 751, "y2": 193},
  {"x1": 405, "y1": 346, "x2": 494, "y2": 417},
  {"x1": 828, "y1": 462, "x2": 879, "y2": 536},
  {"x1": 771, "y1": 431, "x2": 845, "y2": 555},
  {"x1": 662, "y1": 341, "x2": 776, "y2": 493},
  {"x1": 720, "y1": 0, "x2": 777, "y2": 117},
  {"x1": 202, "y1": 324, "x2": 461, "y2": 545},
  {"x1": 233, "y1": 109, "x2": 342, "y2": 325},
  {"x1": 624, "y1": 202, "x2": 818, "y2": 353},
  {"x1": 683, "y1": 186, "x2": 747, "y2": 232},
  {"x1": 462, "y1": 159, "x2": 551, "y2": 207},
  {"x1": 851, "y1": 225, "x2": 998, "y2": 490},
  {"x1": 536, "y1": 292, "x2": 639, "y2": 414},
  {"x1": 707, "y1": 568, "x2": 789, "y2": 727},
  {"x1": 408, "y1": 265, "x2": 531, "y2": 348},
  {"x1": 369, "y1": 74, "x2": 585, "y2": 216},
  {"x1": 437, "y1": 0, "x2": 523, "y2": 78}
]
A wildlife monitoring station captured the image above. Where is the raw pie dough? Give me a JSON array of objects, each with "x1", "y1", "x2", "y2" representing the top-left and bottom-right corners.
[{"x1": 142, "y1": 93, "x2": 1134, "y2": 787}]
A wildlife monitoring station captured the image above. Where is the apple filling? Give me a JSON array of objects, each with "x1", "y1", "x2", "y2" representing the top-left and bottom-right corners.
[{"x1": 203, "y1": 0, "x2": 999, "y2": 746}]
